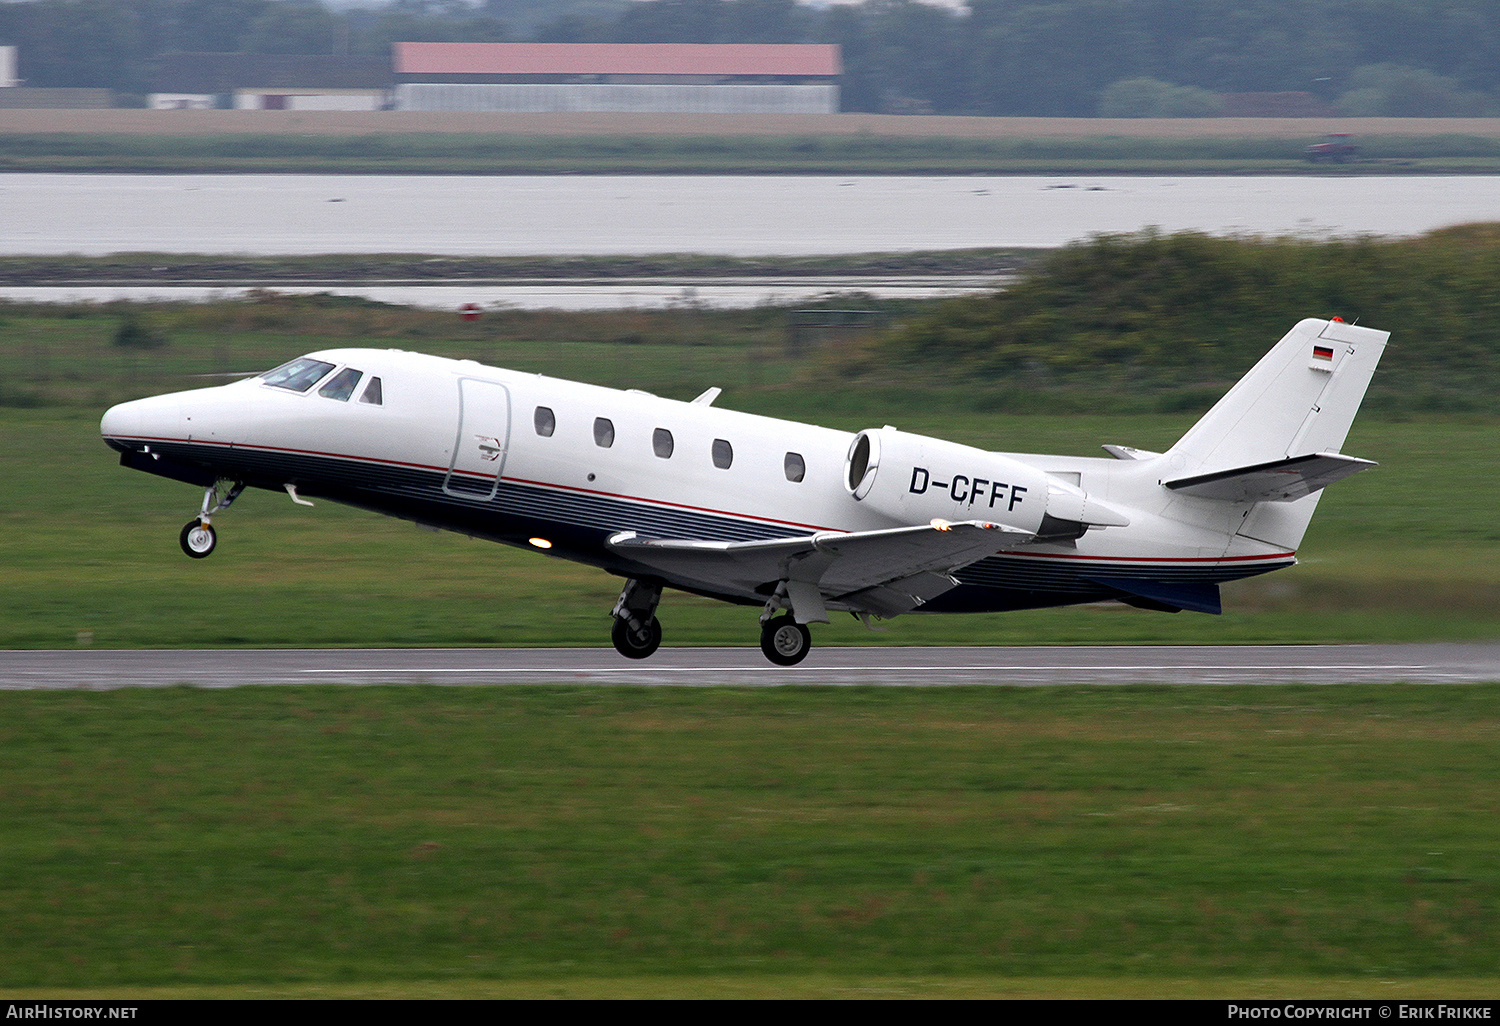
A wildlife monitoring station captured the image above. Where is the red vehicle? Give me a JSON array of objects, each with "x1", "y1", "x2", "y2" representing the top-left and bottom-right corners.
[{"x1": 1306, "y1": 133, "x2": 1360, "y2": 163}]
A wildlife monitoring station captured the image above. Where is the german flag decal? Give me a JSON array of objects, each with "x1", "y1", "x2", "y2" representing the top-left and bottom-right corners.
[{"x1": 1312, "y1": 345, "x2": 1335, "y2": 360}]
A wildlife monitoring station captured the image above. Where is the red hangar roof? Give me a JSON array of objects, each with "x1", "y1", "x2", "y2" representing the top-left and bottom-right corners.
[{"x1": 393, "y1": 42, "x2": 842, "y2": 78}]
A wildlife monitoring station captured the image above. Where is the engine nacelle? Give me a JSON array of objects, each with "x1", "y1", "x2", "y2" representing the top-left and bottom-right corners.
[
  {"x1": 844, "y1": 427, "x2": 1132, "y2": 537},
  {"x1": 844, "y1": 427, "x2": 1053, "y2": 534}
]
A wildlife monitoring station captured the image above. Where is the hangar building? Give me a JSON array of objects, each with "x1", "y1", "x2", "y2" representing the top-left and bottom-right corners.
[{"x1": 393, "y1": 42, "x2": 841, "y2": 114}]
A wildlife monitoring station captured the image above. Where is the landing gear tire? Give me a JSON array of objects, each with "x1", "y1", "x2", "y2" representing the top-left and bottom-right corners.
[
  {"x1": 612, "y1": 615, "x2": 662, "y2": 660},
  {"x1": 179, "y1": 520, "x2": 217, "y2": 559},
  {"x1": 760, "y1": 615, "x2": 811, "y2": 666}
]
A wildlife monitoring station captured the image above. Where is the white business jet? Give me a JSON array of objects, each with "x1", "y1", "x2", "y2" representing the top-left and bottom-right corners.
[{"x1": 101, "y1": 318, "x2": 1385, "y2": 665}]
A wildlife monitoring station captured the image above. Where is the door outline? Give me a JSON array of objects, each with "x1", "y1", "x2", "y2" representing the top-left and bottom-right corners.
[{"x1": 443, "y1": 378, "x2": 511, "y2": 500}]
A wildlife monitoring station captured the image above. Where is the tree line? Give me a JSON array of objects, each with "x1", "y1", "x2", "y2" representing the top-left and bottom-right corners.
[{"x1": 2, "y1": 0, "x2": 1498, "y2": 116}]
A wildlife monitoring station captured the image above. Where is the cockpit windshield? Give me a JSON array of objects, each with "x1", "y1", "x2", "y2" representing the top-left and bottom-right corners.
[
  {"x1": 318, "y1": 367, "x2": 363, "y2": 401},
  {"x1": 261, "y1": 358, "x2": 336, "y2": 393}
]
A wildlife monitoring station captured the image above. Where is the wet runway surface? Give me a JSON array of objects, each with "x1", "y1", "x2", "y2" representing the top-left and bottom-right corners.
[{"x1": 2, "y1": 644, "x2": 1497, "y2": 689}]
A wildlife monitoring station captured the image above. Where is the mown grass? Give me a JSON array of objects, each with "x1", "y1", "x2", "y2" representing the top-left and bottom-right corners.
[
  {"x1": 2, "y1": 684, "x2": 1499, "y2": 990},
  {"x1": 0, "y1": 248, "x2": 1037, "y2": 286},
  {"x1": 2, "y1": 131, "x2": 1500, "y2": 174},
  {"x1": 8, "y1": 975, "x2": 1500, "y2": 999},
  {"x1": 1, "y1": 406, "x2": 1495, "y2": 650},
  {"x1": 0, "y1": 292, "x2": 1494, "y2": 649}
]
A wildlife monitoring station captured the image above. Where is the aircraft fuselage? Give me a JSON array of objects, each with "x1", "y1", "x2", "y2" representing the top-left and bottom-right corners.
[{"x1": 101, "y1": 319, "x2": 1387, "y2": 662}]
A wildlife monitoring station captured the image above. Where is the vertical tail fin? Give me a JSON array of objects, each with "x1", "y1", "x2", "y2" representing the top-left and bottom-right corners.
[
  {"x1": 1164, "y1": 318, "x2": 1388, "y2": 550},
  {"x1": 1168, "y1": 318, "x2": 1388, "y2": 475}
]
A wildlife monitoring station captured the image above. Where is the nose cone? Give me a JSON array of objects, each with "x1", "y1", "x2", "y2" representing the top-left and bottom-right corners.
[
  {"x1": 101, "y1": 394, "x2": 182, "y2": 445},
  {"x1": 100, "y1": 400, "x2": 140, "y2": 440}
]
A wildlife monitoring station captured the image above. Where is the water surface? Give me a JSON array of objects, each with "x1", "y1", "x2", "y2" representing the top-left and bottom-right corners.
[
  {"x1": 0, "y1": 276, "x2": 1002, "y2": 311},
  {"x1": 4, "y1": 174, "x2": 1497, "y2": 256}
]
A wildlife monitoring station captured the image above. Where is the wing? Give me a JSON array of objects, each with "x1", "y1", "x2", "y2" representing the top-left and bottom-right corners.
[{"x1": 607, "y1": 520, "x2": 1031, "y2": 621}]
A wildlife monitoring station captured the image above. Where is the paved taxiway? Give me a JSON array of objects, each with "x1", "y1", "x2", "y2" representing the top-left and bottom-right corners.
[{"x1": 1, "y1": 644, "x2": 1497, "y2": 689}]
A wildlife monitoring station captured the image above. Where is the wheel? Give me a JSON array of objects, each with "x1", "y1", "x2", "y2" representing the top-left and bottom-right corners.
[
  {"x1": 179, "y1": 520, "x2": 216, "y2": 559},
  {"x1": 760, "y1": 615, "x2": 811, "y2": 666},
  {"x1": 611, "y1": 615, "x2": 662, "y2": 660}
]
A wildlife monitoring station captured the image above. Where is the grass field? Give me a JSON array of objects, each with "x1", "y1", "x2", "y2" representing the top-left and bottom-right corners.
[
  {"x1": 1, "y1": 407, "x2": 1496, "y2": 651},
  {"x1": 0, "y1": 291, "x2": 1496, "y2": 649},
  {"x1": 4, "y1": 111, "x2": 1500, "y2": 173},
  {"x1": 0, "y1": 249, "x2": 1037, "y2": 286},
  {"x1": 9, "y1": 111, "x2": 1500, "y2": 139},
  {"x1": 2, "y1": 134, "x2": 1496, "y2": 175},
  {"x1": 2, "y1": 684, "x2": 1499, "y2": 995},
  {"x1": 1, "y1": 290, "x2": 1497, "y2": 998}
]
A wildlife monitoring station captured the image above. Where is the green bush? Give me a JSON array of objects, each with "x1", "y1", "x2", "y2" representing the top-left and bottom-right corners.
[
  {"x1": 111, "y1": 313, "x2": 167, "y2": 350},
  {"x1": 858, "y1": 225, "x2": 1500, "y2": 414}
]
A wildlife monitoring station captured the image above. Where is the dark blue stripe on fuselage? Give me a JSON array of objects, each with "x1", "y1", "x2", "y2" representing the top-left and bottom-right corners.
[
  {"x1": 112, "y1": 438, "x2": 1294, "y2": 611},
  {"x1": 113, "y1": 438, "x2": 801, "y2": 575}
]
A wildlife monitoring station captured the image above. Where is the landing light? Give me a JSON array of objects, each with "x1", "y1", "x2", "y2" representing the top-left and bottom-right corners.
[{"x1": 528, "y1": 537, "x2": 553, "y2": 549}]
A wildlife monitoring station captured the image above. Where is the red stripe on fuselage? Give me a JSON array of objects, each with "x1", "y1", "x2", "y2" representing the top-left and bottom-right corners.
[
  {"x1": 107, "y1": 434, "x2": 1298, "y2": 568},
  {"x1": 106, "y1": 433, "x2": 835, "y2": 533}
]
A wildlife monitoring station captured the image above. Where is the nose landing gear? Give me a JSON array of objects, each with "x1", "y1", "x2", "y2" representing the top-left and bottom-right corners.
[
  {"x1": 179, "y1": 481, "x2": 244, "y2": 559},
  {"x1": 179, "y1": 520, "x2": 217, "y2": 558}
]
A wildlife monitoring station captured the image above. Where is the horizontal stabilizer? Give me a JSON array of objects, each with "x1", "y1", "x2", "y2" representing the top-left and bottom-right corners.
[
  {"x1": 1101, "y1": 444, "x2": 1162, "y2": 461},
  {"x1": 1164, "y1": 452, "x2": 1376, "y2": 503},
  {"x1": 608, "y1": 520, "x2": 1029, "y2": 619},
  {"x1": 1084, "y1": 577, "x2": 1222, "y2": 615}
]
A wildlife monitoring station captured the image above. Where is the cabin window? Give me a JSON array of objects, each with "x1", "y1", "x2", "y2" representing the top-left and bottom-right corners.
[
  {"x1": 712, "y1": 438, "x2": 733, "y2": 469},
  {"x1": 653, "y1": 428, "x2": 674, "y2": 459},
  {"x1": 359, "y1": 377, "x2": 383, "y2": 406},
  {"x1": 594, "y1": 417, "x2": 615, "y2": 448},
  {"x1": 261, "y1": 357, "x2": 335, "y2": 393},
  {"x1": 534, "y1": 406, "x2": 556, "y2": 437},
  {"x1": 784, "y1": 452, "x2": 806, "y2": 483},
  {"x1": 318, "y1": 367, "x2": 363, "y2": 401}
]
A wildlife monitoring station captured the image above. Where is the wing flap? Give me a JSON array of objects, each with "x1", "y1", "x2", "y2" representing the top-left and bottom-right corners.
[
  {"x1": 607, "y1": 520, "x2": 1029, "y2": 616},
  {"x1": 1163, "y1": 452, "x2": 1376, "y2": 503}
]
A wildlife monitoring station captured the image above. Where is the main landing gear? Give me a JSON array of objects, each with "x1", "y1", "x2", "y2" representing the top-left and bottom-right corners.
[
  {"x1": 760, "y1": 615, "x2": 812, "y2": 666},
  {"x1": 608, "y1": 577, "x2": 817, "y2": 666},
  {"x1": 179, "y1": 481, "x2": 244, "y2": 559},
  {"x1": 610, "y1": 578, "x2": 663, "y2": 659}
]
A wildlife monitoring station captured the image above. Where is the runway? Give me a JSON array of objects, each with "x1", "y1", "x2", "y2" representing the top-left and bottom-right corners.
[{"x1": 1, "y1": 644, "x2": 1497, "y2": 689}]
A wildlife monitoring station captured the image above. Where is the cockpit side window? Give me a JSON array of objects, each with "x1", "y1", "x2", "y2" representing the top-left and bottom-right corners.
[
  {"x1": 318, "y1": 367, "x2": 363, "y2": 401},
  {"x1": 261, "y1": 357, "x2": 336, "y2": 393},
  {"x1": 359, "y1": 377, "x2": 383, "y2": 406}
]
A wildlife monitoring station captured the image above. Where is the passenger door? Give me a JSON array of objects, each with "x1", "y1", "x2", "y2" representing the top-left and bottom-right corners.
[{"x1": 444, "y1": 378, "x2": 511, "y2": 499}]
